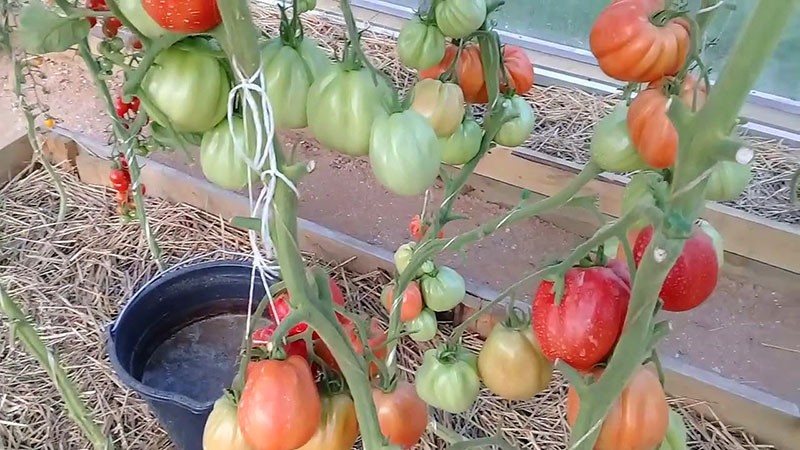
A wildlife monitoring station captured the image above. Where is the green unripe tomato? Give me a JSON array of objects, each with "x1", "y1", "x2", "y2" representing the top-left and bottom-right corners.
[
  {"x1": 705, "y1": 160, "x2": 753, "y2": 202},
  {"x1": 590, "y1": 103, "x2": 647, "y2": 173},
  {"x1": 439, "y1": 116, "x2": 483, "y2": 165},
  {"x1": 495, "y1": 95, "x2": 536, "y2": 147},
  {"x1": 396, "y1": 17, "x2": 446, "y2": 71},
  {"x1": 420, "y1": 266, "x2": 466, "y2": 312},
  {"x1": 394, "y1": 242, "x2": 435, "y2": 278},
  {"x1": 200, "y1": 116, "x2": 260, "y2": 191},
  {"x1": 434, "y1": 0, "x2": 487, "y2": 39},
  {"x1": 415, "y1": 347, "x2": 481, "y2": 413},
  {"x1": 405, "y1": 309, "x2": 438, "y2": 342}
]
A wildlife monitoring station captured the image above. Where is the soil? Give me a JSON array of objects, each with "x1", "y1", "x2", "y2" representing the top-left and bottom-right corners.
[{"x1": 1, "y1": 51, "x2": 798, "y2": 408}]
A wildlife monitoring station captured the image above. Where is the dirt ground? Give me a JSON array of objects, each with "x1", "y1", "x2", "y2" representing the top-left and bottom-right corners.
[{"x1": 1, "y1": 51, "x2": 799, "y2": 409}]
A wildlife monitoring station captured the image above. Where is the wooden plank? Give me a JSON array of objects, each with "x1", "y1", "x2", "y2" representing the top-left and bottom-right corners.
[
  {"x1": 475, "y1": 146, "x2": 800, "y2": 275},
  {"x1": 0, "y1": 132, "x2": 34, "y2": 186},
  {"x1": 54, "y1": 130, "x2": 799, "y2": 450}
]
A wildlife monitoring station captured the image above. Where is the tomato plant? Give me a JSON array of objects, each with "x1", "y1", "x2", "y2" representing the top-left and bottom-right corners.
[
  {"x1": 238, "y1": 356, "x2": 321, "y2": 450},
  {"x1": 140, "y1": 43, "x2": 230, "y2": 133},
  {"x1": 405, "y1": 308, "x2": 438, "y2": 342},
  {"x1": 415, "y1": 346, "x2": 480, "y2": 413},
  {"x1": 297, "y1": 392, "x2": 359, "y2": 450},
  {"x1": 706, "y1": 160, "x2": 753, "y2": 202},
  {"x1": 439, "y1": 115, "x2": 482, "y2": 165},
  {"x1": 633, "y1": 225, "x2": 719, "y2": 312},
  {"x1": 567, "y1": 366, "x2": 669, "y2": 450},
  {"x1": 590, "y1": 102, "x2": 647, "y2": 173},
  {"x1": 142, "y1": 0, "x2": 222, "y2": 34},
  {"x1": 265, "y1": 276, "x2": 346, "y2": 337},
  {"x1": 315, "y1": 317, "x2": 387, "y2": 378},
  {"x1": 494, "y1": 95, "x2": 535, "y2": 147},
  {"x1": 200, "y1": 116, "x2": 259, "y2": 191},
  {"x1": 396, "y1": 16, "x2": 446, "y2": 71},
  {"x1": 434, "y1": 0, "x2": 487, "y2": 39},
  {"x1": 307, "y1": 66, "x2": 390, "y2": 156},
  {"x1": 478, "y1": 312, "x2": 553, "y2": 401},
  {"x1": 372, "y1": 381, "x2": 428, "y2": 449},
  {"x1": 261, "y1": 37, "x2": 331, "y2": 129},
  {"x1": 203, "y1": 395, "x2": 253, "y2": 450},
  {"x1": 369, "y1": 110, "x2": 441, "y2": 196},
  {"x1": 409, "y1": 79, "x2": 465, "y2": 137},
  {"x1": 420, "y1": 266, "x2": 466, "y2": 312},
  {"x1": 589, "y1": 0, "x2": 690, "y2": 83},
  {"x1": 382, "y1": 281, "x2": 423, "y2": 322},
  {"x1": 627, "y1": 75, "x2": 707, "y2": 169},
  {"x1": 532, "y1": 264, "x2": 629, "y2": 371}
]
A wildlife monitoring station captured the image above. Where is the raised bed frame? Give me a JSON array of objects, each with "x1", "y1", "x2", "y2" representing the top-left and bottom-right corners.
[{"x1": 1, "y1": 128, "x2": 799, "y2": 449}]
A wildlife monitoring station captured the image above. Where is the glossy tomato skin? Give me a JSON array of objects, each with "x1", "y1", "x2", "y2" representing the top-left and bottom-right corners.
[
  {"x1": 420, "y1": 44, "x2": 485, "y2": 104},
  {"x1": 200, "y1": 116, "x2": 259, "y2": 191},
  {"x1": 203, "y1": 395, "x2": 253, "y2": 450},
  {"x1": 633, "y1": 225, "x2": 719, "y2": 312},
  {"x1": 706, "y1": 160, "x2": 752, "y2": 202},
  {"x1": 238, "y1": 356, "x2": 321, "y2": 450},
  {"x1": 396, "y1": 17, "x2": 446, "y2": 71},
  {"x1": 369, "y1": 110, "x2": 441, "y2": 197},
  {"x1": 478, "y1": 323, "x2": 553, "y2": 401},
  {"x1": 142, "y1": 0, "x2": 221, "y2": 34},
  {"x1": 590, "y1": 103, "x2": 647, "y2": 173},
  {"x1": 434, "y1": 0, "x2": 487, "y2": 39},
  {"x1": 261, "y1": 38, "x2": 331, "y2": 130},
  {"x1": 297, "y1": 393, "x2": 359, "y2": 450},
  {"x1": 627, "y1": 75, "x2": 707, "y2": 169},
  {"x1": 372, "y1": 381, "x2": 429, "y2": 449},
  {"x1": 409, "y1": 79, "x2": 465, "y2": 137},
  {"x1": 420, "y1": 266, "x2": 466, "y2": 312},
  {"x1": 494, "y1": 95, "x2": 536, "y2": 147},
  {"x1": 315, "y1": 317, "x2": 388, "y2": 378},
  {"x1": 307, "y1": 66, "x2": 391, "y2": 156},
  {"x1": 439, "y1": 115, "x2": 482, "y2": 165},
  {"x1": 532, "y1": 266, "x2": 629, "y2": 371},
  {"x1": 589, "y1": 0, "x2": 690, "y2": 82},
  {"x1": 405, "y1": 308, "x2": 438, "y2": 342},
  {"x1": 266, "y1": 276, "x2": 347, "y2": 337},
  {"x1": 567, "y1": 366, "x2": 669, "y2": 450},
  {"x1": 117, "y1": 0, "x2": 165, "y2": 39},
  {"x1": 415, "y1": 347, "x2": 480, "y2": 413},
  {"x1": 382, "y1": 281, "x2": 423, "y2": 322},
  {"x1": 141, "y1": 44, "x2": 229, "y2": 133}
]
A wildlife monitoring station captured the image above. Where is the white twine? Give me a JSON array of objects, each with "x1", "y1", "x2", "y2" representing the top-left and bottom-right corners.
[{"x1": 226, "y1": 56, "x2": 299, "y2": 338}]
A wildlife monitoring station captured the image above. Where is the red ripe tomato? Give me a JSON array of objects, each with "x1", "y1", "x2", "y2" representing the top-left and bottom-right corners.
[
  {"x1": 238, "y1": 356, "x2": 321, "y2": 450},
  {"x1": 498, "y1": 45, "x2": 534, "y2": 96},
  {"x1": 633, "y1": 225, "x2": 719, "y2": 312},
  {"x1": 142, "y1": 0, "x2": 222, "y2": 34},
  {"x1": 109, "y1": 168, "x2": 130, "y2": 192},
  {"x1": 102, "y1": 17, "x2": 122, "y2": 38},
  {"x1": 266, "y1": 276, "x2": 346, "y2": 337},
  {"x1": 627, "y1": 75, "x2": 707, "y2": 169},
  {"x1": 381, "y1": 281, "x2": 423, "y2": 322},
  {"x1": 532, "y1": 266, "x2": 629, "y2": 371},
  {"x1": 251, "y1": 323, "x2": 309, "y2": 361},
  {"x1": 129, "y1": 96, "x2": 141, "y2": 114},
  {"x1": 420, "y1": 44, "x2": 485, "y2": 104},
  {"x1": 589, "y1": 0, "x2": 690, "y2": 83},
  {"x1": 114, "y1": 96, "x2": 129, "y2": 118},
  {"x1": 87, "y1": 16, "x2": 97, "y2": 28},
  {"x1": 86, "y1": 0, "x2": 108, "y2": 11},
  {"x1": 567, "y1": 365, "x2": 669, "y2": 450},
  {"x1": 315, "y1": 317, "x2": 388, "y2": 378},
  {"x1": 131, "y1": 39, "x2": 143, "y2": 50},
  {"x1": 372, "y1": 381, "x2": 428, "y2": 449}
]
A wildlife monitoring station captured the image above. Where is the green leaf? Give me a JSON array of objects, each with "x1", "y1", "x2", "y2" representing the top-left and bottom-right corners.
[{"x1": 17, "y1": 1, "x2": 90, "y2": 54}]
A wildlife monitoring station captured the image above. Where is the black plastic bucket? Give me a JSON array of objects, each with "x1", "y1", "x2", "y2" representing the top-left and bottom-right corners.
[{"x1": 106, "y1": 260, "x2": 276, "y2": 450}]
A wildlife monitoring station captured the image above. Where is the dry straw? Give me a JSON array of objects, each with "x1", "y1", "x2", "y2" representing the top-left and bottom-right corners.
[{"x1": 0, "y1": 163, "x2": 771, "y2": 449}]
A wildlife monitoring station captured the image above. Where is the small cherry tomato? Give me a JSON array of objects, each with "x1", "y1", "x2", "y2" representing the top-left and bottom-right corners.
[
  {"x1": 102, "y1": 17, "x2": 122, "y2": 38},
  {"x1": 114, "y1": 96, "x2": 129, "y2": 118},
  {"x1": 87, "y1": 16, "x2": 97, "y2": 28},
  {"x1": 109, "y1": 169, "x2": 130, "y2": 192},
  {"x1": 131, "y1": 39, "x2": 143, "y2": 50},
  {"x1": 87, "y1": 0, "x2": 108, "y2": 10},
  {"x1": 129, "y1": 96, "x2": 141, "y2": 114}
]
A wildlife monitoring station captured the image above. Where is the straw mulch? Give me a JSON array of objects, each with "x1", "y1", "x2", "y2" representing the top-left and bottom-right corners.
[
  {"x1": 248, "y1": 4, "x2": 799, "y2": 225},
  {"x1": 0, "y1": 164, "x2": 772, "y2": 449}
]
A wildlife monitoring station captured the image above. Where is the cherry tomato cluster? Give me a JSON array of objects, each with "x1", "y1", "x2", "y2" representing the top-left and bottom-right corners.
[
  {"x1": 109, "y1": 155, "x2": 145, "y2": 221},
  {"x1": 114, "y1": 95, "x2": 140, "y2": 120}
]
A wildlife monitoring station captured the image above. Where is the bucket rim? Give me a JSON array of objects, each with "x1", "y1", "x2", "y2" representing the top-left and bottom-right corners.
[{"x1": 106, "y1": 259, "x2": 275, "y2": 413}]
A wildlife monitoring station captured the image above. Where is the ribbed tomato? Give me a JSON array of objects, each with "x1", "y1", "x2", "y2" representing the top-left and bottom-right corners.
[
  {"x1": 396, "y1": 16, "x2": 446, "y2": 71},
  {"x1": 142, "y1": 0, "x2": 221, "y2": 34},
  {"x1": 498, "y1": 45, "x2": 534, "y2": 96},
  {"x1": 409, "y1": 79, "x2": 465, "y2": 137},
  {"x1": 419, "y1": 44, "x2": 485, "y2": 104},
  {"x1": 567, "y1": 365, "x2": 669, "y2": 450},
  {"x1": 589, "y1": 0, "x2": 690, "y2": 82},
  {"x1": 532, "y1": 265, "x2": 629, "y2": 371},
  {"x1": 627, "y1": 75, "x2": 707, "y2": 168},
  {"x1": 633, "y1": 225, "x2": 719, "y2": 312}
]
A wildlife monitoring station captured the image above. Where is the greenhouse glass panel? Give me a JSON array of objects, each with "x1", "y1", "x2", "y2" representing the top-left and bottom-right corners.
[{"x1": 382, "y1": 0, "x2": 800, "y2": 101}]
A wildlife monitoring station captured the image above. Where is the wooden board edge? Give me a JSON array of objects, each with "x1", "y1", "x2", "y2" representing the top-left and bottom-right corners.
[
  {"x1": 0, "y1": 132, "x2": 34, "y2": 186},
  {"x1": 55, "y1": 131, "x2": 800, "y2": 449}
]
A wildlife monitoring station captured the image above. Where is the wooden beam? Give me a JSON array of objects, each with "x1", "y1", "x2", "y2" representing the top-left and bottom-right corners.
[{"x1": 0, "y1": 132, "x2": 33, "y2": 186}]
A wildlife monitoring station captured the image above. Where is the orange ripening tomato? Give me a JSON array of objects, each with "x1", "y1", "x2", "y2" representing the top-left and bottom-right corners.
[
  {"x1": 566, "y1": 365, "x2": 669, "y2": 450},
  {"x1": 627, "y1": 75, "x2": 707, "y2": 168},
  {"x1": 589, "y1": 0, "x2": 690, "y2": 83},
  {"x1": 420, "y1": 44, "x2": 486, "y2": 104},
  {"x1": 499, "y1": 45, "x2": 534, "y2": 96},
  {"x1": 237, "y1": 356, "x2": 321, "y2": 450},
  {"x1": 372, "y1": 381, "x2": 429, "y2": 449},
  {"x1": 382, "y1": 281, "x2": 424, "y2": 322}
]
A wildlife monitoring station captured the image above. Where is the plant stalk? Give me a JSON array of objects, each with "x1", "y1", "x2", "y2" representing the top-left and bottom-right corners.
[{"x1": 0, "y1": 284, "x2": 114, "y2": 450}]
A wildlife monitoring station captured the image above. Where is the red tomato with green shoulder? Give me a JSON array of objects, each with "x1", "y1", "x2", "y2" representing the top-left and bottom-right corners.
[
  {"x1": 238, "y1": 356, "x2": 321, "y2": 450},
  {"x1": 266, "y1": 276, "x2": 346, "y2": 337},
  {"x1": 633, "y1": 225, "x2": 719, "y2": 312},
  {"x1": 142, "y1": 0, "x2": 221, "y2": 34},
  {"x1": 372, "y1": 381, "x2": 428, "y2": 449},
  {"x1": 532, "y1": 265, "x2": 629, "y2": 371}
]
